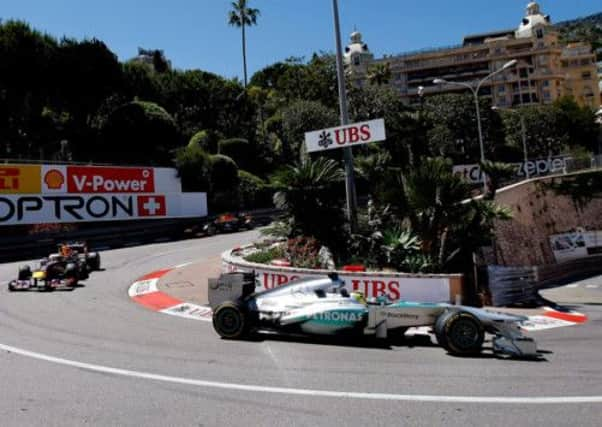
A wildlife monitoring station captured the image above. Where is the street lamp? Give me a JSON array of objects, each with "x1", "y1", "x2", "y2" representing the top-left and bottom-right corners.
[
  {"x1": 492, "y1": 106, "x2": 529, "y2": 179},
  {"x1": 332, "y1": 0, "x2": 358, "y2": 231},
  {"x1": 433, "y1": 59, "x2": 517, "y2": 190}
]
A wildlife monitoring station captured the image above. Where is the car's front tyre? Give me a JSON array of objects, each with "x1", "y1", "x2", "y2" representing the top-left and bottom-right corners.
[{"x1": 435, "y1": 310, "x2": 484, "y2": 356}]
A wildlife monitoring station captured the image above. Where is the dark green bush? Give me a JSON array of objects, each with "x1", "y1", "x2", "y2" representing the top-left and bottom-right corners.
[
  {"x1": 218, "y1": 138, "x2": 252, "y2": 171},
  {"x1": 209, "y1": 154, "x2": 240, "y2": 212},
  {"x1": 188, "y1": 129, "x2": 221, "y2": 154},
  {"x1": 238, "y1": 170, "x2": 273, "y2": 209},
  {"x1": 244, "y1": 246, "x2": 286, "y2": 264},
  {"x1": 174, "y1": 144, "x2": 211, "y2": 192}
]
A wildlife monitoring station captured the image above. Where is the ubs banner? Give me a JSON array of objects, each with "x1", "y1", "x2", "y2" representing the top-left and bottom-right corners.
[{"x1": 0, "y1": 164, "x2": 207, "y2": 225}]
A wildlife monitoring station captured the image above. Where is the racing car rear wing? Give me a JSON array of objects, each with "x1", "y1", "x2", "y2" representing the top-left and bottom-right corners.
[{"x1": 208, "y1": 272, "x2": 256, "y2": 309}]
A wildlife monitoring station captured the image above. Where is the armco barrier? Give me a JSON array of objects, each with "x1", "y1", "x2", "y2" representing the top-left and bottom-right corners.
[
  {"x1": 488, "y1": 255, "x2": 602, "y2": 306},
  {"x1": 0, "y1": 208, "x2": 281, "y2": 262},
  {"x1": 222, "y1": 247, "x2": 464, "y2": 303}
]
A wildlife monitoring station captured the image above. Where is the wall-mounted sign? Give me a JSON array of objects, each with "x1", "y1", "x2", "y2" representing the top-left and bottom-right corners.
[
  {"x1": 0, "y1": 164, "x2": 181, "y2": 195},
  {"x1": 0, "y1": 165, "x2": 42, "y2": 194},
  {"x1": 453, "y1": 156, "x2": 570, "y2": 184},
  {"x1": 550, "y1": 230, "x2": 602, "y2": 262},
  {"x1": 0, "y1": 193, "x2": 207, "y2": 226},
  {"x1": 305, "y1": 119, "x2": 386, "y2": 153},
  {"x1": 0, "y1": 163, "x2": 206, "y2": 226}
]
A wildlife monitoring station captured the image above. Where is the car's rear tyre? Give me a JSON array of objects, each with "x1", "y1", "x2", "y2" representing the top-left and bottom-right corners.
[
  {"x1": 435, "y1": 310, "x2": 484, "y2": 356},
  {"x1": 212, "y1": 302, "x2": 248, "y2": 339}
]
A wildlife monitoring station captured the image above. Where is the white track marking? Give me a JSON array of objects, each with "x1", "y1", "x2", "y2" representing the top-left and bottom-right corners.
[
  {"x1": 585, "y1": 285, "x2": 599, "y2": 289},
  {"x1": 566, "y1": 284, "x2": 579, "y2": 288},
  {"x1": 1, "y1": 343, "x2": 602, "y2": 404},
  {"x1": 128, "y1": 279, "x2": 159, "y2": 297}
]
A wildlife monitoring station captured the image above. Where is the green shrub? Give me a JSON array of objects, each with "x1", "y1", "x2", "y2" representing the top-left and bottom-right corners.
[
  {"x1": 188, "y1": 129, "x2": 221, "y2": 153},
  {"x1": 210, "y1": 154, "x2": 239, "y2": 191},
  {"x1": 244, "y1": 246, "x2": 286, "y2": 264},
  {"x1": 99, "y1": 100, "x2": 180, "y2": 165},
  {"x1": 239, "y1": 170, "x2": 273, "y2": 209},
  {"x1": 209, "y1": 154, "x2": 239, "y2": 212},
  {"x1": 175, "y1": 144, "x2": 211, "y2": 192},
  {"x1": 218, "y1": 138, "x2": 252, "y2": 171}
]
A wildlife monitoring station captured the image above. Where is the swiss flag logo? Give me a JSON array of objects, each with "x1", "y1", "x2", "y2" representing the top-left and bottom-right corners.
[{"x1": 137, "y1": 195, "x2": 166, "y2": 217}]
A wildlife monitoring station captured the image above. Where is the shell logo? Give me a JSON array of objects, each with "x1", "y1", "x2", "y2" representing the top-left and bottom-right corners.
[{"x1": 44, "y1": 169, "x2": 65, "y2": 190}]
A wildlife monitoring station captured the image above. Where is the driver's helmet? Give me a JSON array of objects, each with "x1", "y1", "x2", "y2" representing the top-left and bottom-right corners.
[
  {"x1": 60, "y1": 245, "x2": 72, "y2": 257},
  {"x1": 350, "y1": 291, "x2": 367, "y2": 305}
]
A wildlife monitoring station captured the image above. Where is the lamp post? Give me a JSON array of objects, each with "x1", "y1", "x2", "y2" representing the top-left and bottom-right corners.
[
  {"x1": 433, "y1": 59, "x2": 517, "y2": 190},
  {"x1": 332, "y1": 0, "x2": 357, "y2": 231},
  {"x1": 492, "y1": 106, "x2": 529, "y2": 179}
]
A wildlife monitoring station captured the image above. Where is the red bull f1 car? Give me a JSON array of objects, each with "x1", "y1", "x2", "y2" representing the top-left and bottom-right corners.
[
  {"x1": 209, "y1": 272, "x2": 539, "y2": 358},
  {"x1": 7, "y1": 242, "x2": 101, "y2": 292}
]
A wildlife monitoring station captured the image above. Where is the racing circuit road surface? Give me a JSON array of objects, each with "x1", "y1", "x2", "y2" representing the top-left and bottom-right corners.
[{"x1": 1, "y1": 230, "x2": 601, "y2": 426}]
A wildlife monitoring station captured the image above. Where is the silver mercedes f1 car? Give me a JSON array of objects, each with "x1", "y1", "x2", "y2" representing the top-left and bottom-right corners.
[{"x1": 209, "y1": 272, "x2": 538, "y2": 358}]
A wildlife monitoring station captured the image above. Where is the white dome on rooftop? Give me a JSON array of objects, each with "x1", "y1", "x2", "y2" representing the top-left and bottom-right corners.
[{"x1": 516, "y1": 1, "x2": 551, "y2": 38}]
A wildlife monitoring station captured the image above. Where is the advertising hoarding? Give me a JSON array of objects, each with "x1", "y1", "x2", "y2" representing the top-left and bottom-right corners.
[
  {"x1": 453, "y1": 156, "x2": 570, "y2": 184},
  {"x1": 305, "y1": 119, "x2": 386, "y2": 153},
  {"x1": 0, "y1": 163, "x2": 206, "y2": 226},
  {"x1": 0, "y1": 165, "x2": 42, "y2": 194},
  {"x1": 1, "y1": 164, "x2": 182, "y2": 194},
  {"x1": 0, "y1": 193, "x2": 207, "y2": 226},
  {"x1": 550, "y1": 230, "x2": 602, "y2": 262}
]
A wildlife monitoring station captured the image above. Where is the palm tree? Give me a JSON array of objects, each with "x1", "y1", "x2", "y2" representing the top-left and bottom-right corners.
[
  {"x1": 367, "y1": 62, "x2": 391, "y2": 86},
  {"x1": 228, "y1": 0, "x2": 260, "y2": 87},
  {"x1": 272, "y1": 157, "x2": 345, "y2": 248}
]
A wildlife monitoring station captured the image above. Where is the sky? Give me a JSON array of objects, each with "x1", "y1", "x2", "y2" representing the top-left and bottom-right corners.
[{"x1": 2, "y1": 1, "x2": 600, "y2": 80}]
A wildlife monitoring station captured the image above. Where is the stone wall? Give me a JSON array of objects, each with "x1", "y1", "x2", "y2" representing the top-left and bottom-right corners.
[{"x1": 492, "y1": 171, "x2": 602, "y2": 266}]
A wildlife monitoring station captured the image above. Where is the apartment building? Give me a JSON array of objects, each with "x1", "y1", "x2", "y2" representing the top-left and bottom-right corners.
[{"x1": 345, "y1": 2, "x2": 600, "y2": 109}]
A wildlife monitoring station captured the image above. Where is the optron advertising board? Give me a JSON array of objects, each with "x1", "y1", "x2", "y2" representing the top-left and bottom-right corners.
[
  {"x1": 0, "y1": 163, "x2": 206, "y2": 225},
  {"x1": 0, "y1": 193, "x2": 207, "y2": 226}
]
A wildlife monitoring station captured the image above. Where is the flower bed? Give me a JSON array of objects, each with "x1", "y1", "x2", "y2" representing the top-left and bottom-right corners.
[{"x1": 222, "y1": 244, "x2": 464, "y2": 303}]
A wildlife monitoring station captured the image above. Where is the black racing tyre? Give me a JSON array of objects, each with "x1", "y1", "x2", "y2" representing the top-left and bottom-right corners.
[
  {"x1": 65, "y1": 264, "x2": 79, "y2": 286},
  {"x1": 42, "y1": 280, "x2": 54, "y2": 292},
  {"x1": 8, "y1": 281, "x2": 16, "y2": 292},
  {"x1": 212, "y1": 302, "x2": 248, "y2": 339},
  {"x1": 87, "y1": 252, "x2": 101, "y2": 271},
  {"x1": 18, "y1": 265, "x2": 32, "y2": 281},
  {"x1": 435, "y1": 310, "x2": 484, "y2": 356}
]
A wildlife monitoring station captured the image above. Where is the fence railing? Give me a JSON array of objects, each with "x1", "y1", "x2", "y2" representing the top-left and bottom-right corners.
[
  {"x1": 488, "y1": 255, "x2": 602, "y2": 306},
  {"x1": 0, "y1": 208, "x2": 281, "y2": 263}
]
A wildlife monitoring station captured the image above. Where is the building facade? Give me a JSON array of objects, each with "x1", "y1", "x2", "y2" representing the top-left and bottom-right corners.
[{"x1": 345, "y1": 2, "x2": 600, "y2": 109}]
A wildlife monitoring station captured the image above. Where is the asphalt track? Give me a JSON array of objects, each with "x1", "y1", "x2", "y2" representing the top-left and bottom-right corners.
[{"x1": 1, "y1": 230, "x2": 601, "y2": 426}]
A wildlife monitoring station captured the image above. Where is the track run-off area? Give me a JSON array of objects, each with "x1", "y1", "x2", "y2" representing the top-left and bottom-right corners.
[{"x1": 1, "y1": 230, "x2": 601, "y2": 426}]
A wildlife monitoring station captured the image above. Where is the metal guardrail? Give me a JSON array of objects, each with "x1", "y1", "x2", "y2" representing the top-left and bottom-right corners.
[
  {"x1": 488, "y1": 255, "x2": 602, "y2": 306},
  {"x1": 0, "y1": 208, "x2": 281, "y2": 263}
]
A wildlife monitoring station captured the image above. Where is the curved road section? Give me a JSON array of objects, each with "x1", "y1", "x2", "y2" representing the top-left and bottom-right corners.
[{"x1": 1, "y1": 231, "x2": 601, "y2": 426}]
